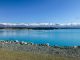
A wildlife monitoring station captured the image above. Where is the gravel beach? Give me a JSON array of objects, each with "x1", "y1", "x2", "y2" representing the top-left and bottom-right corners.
[{"x1": 0, "y1": 40, "x2": 80, "y2": 58}]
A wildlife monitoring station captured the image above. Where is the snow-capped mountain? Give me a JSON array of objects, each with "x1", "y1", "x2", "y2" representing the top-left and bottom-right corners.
[{"x1": 0, "y1": 23, "x2": 80, "y2": 29}]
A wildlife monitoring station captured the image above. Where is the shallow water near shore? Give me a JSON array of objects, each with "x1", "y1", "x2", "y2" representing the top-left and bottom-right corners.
[{"x1": 0, "y1": 29, "x2": 80, "y2": 46}]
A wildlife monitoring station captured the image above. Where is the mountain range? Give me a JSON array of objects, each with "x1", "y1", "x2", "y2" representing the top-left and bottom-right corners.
[{"x1": 0, "y1": 23, "x2": 80, "y2": 29}]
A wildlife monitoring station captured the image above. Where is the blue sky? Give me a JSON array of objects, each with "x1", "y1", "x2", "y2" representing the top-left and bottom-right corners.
[{"x1": 0, "y1": 0, "x2": 80, "y2": 23}]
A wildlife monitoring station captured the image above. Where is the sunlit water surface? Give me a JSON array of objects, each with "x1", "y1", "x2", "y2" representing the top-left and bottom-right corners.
[{"x1": 0, "y1": 29, "x2": 80, "y2": 46}]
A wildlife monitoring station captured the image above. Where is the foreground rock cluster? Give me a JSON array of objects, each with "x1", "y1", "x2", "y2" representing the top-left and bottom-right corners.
[{"x1": 0, "y1": 40, "x2": 80, "y2": 57}]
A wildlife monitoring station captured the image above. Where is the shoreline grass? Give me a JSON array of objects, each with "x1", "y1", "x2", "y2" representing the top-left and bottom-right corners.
[{"x1": 0, "y1": 48, "x2": 79, "y2": 60}]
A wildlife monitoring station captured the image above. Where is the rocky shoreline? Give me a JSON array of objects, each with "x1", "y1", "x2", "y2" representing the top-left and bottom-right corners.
[{"x1": 0, "y1": 40, "x2": 80, "y2": 57}]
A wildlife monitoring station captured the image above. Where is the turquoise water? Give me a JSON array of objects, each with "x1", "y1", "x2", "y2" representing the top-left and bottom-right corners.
[{"x1": 0, "y1": 29, "x2": 80, "y2": 46}]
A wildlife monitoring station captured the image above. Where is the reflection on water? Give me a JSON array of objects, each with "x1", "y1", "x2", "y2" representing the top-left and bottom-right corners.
[{"x1": 0, "y1": 29, "x2": 80, "y2": 46}]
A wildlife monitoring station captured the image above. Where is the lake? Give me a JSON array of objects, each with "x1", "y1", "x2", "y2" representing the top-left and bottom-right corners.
[{"x1": 0, "y1": 29, "x2": 80, "y2": 46}]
